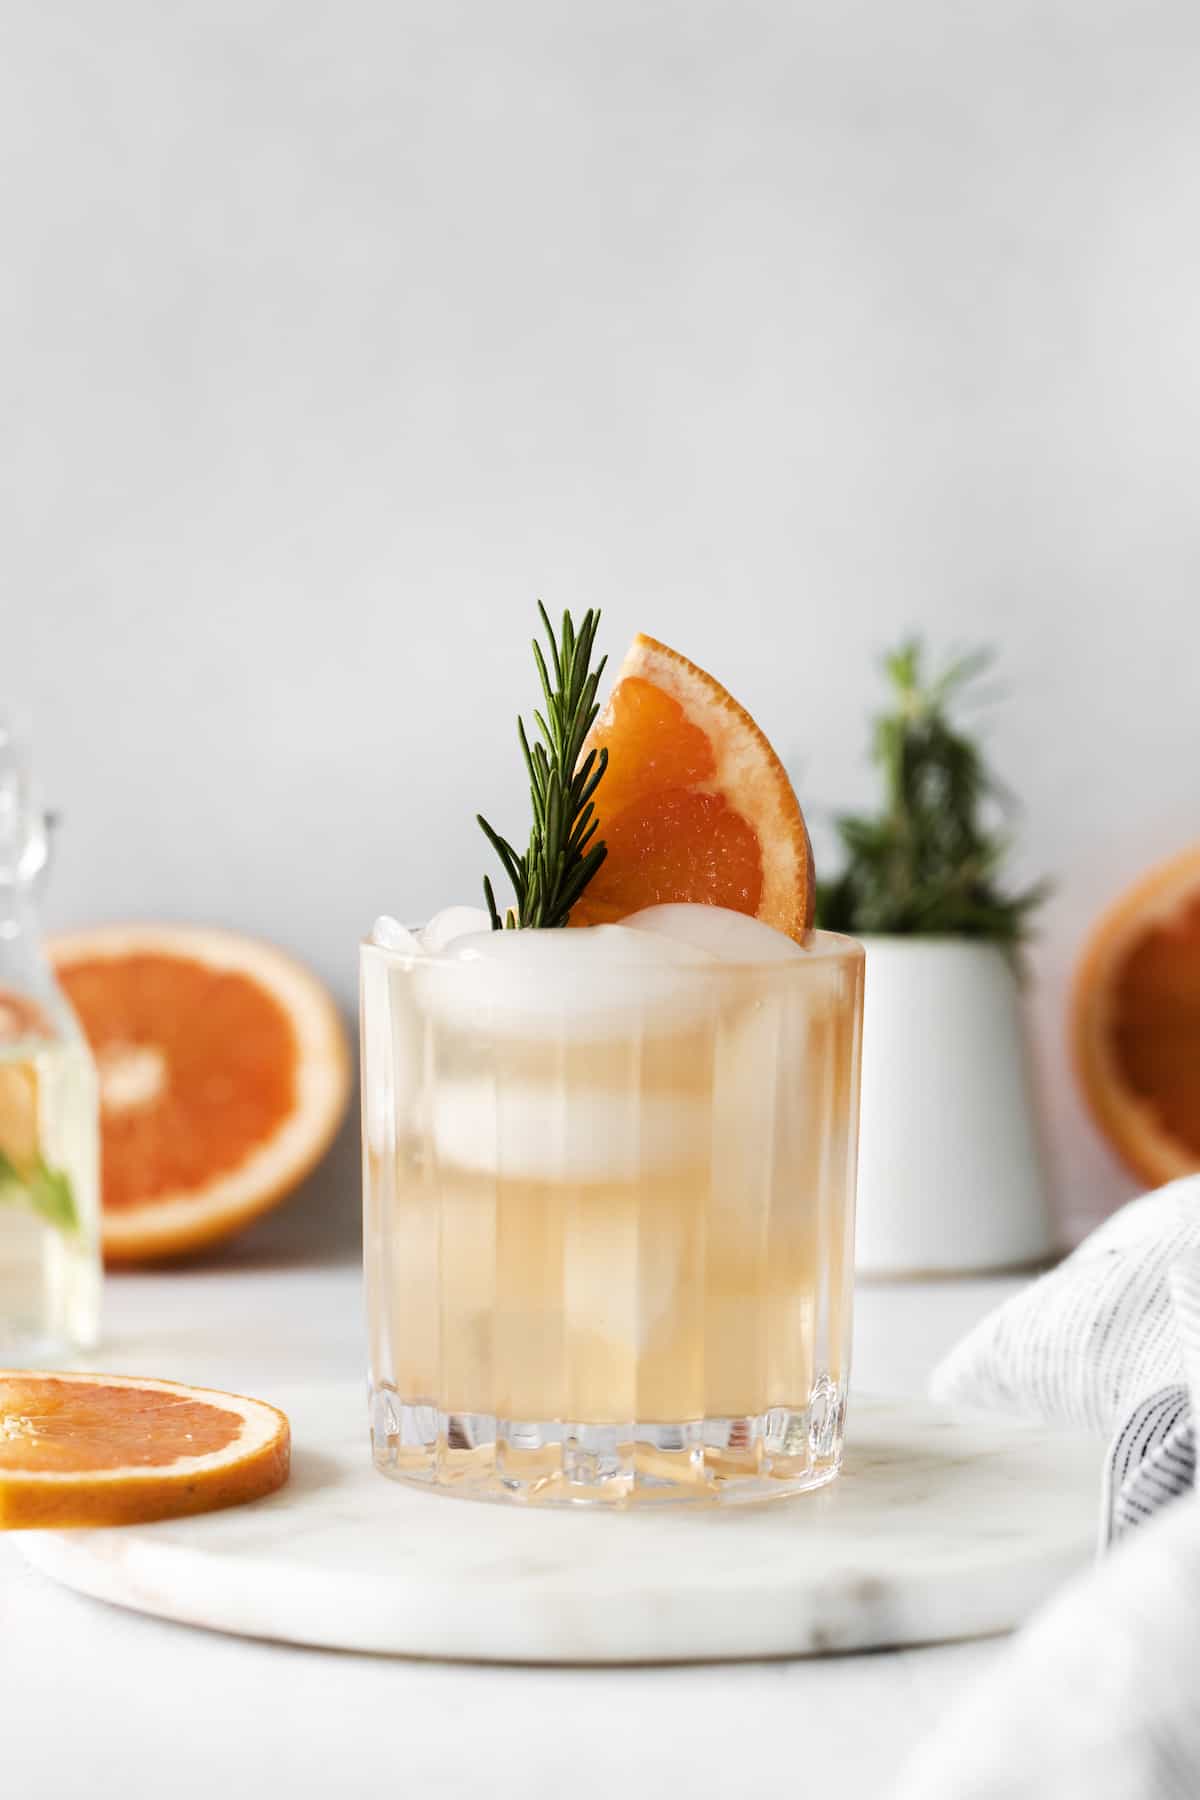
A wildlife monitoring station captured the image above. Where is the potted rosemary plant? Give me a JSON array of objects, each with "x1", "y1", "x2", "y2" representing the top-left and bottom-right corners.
[{"x1": 817, "y1": 643, "x2": 1054, "y2": 1275}]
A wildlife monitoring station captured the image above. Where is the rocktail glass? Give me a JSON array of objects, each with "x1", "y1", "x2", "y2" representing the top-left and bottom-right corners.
[{"x1": 362, "y1": 930, "x2": 863, "y2": 1505}]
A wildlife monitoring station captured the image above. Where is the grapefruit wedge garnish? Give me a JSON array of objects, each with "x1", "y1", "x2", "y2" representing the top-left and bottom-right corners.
[
  {"x1": 0, "y1": 1371, "x2": 290, "y2": 1528},
  {"x1": 571, "y1": 633, "x2": 814, "y2": 941},
  {"x1": 1073, "y1": 844, "x2": 1200, "y2": 1185},
  {"x1": 49, "y1": 925, "x2": 350, "y2": 1263}
]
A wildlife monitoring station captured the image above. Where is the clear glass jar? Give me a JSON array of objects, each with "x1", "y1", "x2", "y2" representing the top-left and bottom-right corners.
[
  {"x1": 362, "y1": 927, "x2": 863, "y2": 1506},
  {"x1": 0, "y1": 709, "x2": 101, "y2": 1361}
]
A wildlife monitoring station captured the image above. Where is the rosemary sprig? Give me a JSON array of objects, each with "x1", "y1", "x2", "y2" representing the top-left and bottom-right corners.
[
  {"x1": 478, "y1": 603, "x2": 610, "y2": 929},
  {"x1": 816, "y1": 639, "x2": 1049, "y2": 943}
]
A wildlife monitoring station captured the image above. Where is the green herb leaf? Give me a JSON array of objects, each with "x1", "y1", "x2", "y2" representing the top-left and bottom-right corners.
[
  {"x1": 478, "y1": 605, "x2": 610, "y2": 929},
  {"x1": 0, "y1": 1149, "x2": 26, "y2": 1209},
  {"x1": 815, "y1": 639, "x2": 1050, "y2": 944},
  {"x1": 0, "y1": 1147, "x2": 80, "y2": 1235},
  {"x1": 29, "y1": 1159, "x2": 80, "y2": 1233}
]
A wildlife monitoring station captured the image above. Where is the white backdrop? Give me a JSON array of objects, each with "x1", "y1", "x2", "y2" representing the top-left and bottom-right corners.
[{"x1": 4, "y1": 2, "x2": 1197, "y2": 1251}]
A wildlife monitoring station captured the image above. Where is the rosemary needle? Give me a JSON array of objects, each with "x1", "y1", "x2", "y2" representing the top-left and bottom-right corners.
[{"x1": 478, "y1": 604, "x2": 610, "y2": 930}]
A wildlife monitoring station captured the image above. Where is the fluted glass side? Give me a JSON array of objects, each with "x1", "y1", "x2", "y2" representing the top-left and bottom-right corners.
[{"x1": 362, "y1": 931, "x2": 863, "y2": 1506}]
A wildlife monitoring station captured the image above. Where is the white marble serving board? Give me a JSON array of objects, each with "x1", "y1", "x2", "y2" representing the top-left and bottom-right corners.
[{"x1": 18, "y1": 1382, "x2": 1103, "y2": 1664}]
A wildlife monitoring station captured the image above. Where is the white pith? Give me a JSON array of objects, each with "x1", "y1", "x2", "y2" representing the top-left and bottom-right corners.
[{"x1": 96, "y1": 1041, "x2": 168, "y2": 1113}]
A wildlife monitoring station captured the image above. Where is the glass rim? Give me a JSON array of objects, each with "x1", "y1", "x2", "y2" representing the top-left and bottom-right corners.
[{"x1": 360, "y1": 923, "x2": 864, "y2": 977}]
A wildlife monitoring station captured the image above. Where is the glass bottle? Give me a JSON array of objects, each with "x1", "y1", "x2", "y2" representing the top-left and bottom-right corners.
[{"x1": 0, "y1": 708, "x2": 100, "y2": 1361}]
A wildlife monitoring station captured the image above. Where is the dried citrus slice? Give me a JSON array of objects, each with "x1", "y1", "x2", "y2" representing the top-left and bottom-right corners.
[
  {"x1": 0, "y1": 1370, "x2": 289, "y2": 1528},
  {"x1": 49, "y1": 925, "x2": 350, "y2": 1263},
  {"x1": 1073, "y1": 844, "x2": 1200, "y2": 1185},
  {"x1": 572, "y1": 633, "x2": 814, "y2": 940}
]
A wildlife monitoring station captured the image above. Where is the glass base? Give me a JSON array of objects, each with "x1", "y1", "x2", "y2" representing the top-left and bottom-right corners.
[{"x1": 370, "y1": 1382, "x2": 846, "y2": 1507}]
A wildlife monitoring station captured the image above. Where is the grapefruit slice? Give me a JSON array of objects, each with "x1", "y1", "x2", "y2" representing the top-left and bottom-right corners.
[
  {"x1": 572, "y1": 633, "x2": 814, "y2": 941},
  {"x1": 0, "y1": 1370, "x2": 289, "y2": 1528},
  {"x1": 49, "y1": 926, "x2": 350, "y2": 1263},
  {"x1": 1073, "y1": 844, "x2": 1200, "y2": 1185}
]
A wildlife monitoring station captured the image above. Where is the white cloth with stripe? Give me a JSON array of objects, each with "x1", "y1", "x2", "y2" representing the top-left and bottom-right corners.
[
  {"x1": 931, "y1": 1175, "x2": 1200, "y2": 1542},
  {"x1": 893, "y1": 1489, "x2": 1200, "y2": 1799},
  {"x1": 891, "y1": 1177, "x2": 1200, "y2": 1799}
]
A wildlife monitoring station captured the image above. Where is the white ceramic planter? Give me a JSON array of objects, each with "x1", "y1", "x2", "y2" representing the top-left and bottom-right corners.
[{"x1": 854, "y1": 937, "x2": 1057, "y2": 1277}]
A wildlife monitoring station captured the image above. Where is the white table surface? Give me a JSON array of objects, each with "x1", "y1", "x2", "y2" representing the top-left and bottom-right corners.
[{"x1": 1, "y1": 1258, "x2": 1043, "y2": 1800}]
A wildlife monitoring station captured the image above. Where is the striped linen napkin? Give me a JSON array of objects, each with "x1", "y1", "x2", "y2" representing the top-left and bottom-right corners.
[
  {"x1": 893, "y1": 1176, "x2": 1200, "y2": 1799},
  {"x1": 893, "y1": 1490, "x2": 1200, "y2": 1799},
  {"x1": 931, "y1": 1175, "x2": 1200, "y2": 1542}
]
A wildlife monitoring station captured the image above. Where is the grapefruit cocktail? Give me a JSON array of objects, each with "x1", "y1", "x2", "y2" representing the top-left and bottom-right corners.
[{"x1": 362, "y1": 614, "x2": 863, "y2": 1504}]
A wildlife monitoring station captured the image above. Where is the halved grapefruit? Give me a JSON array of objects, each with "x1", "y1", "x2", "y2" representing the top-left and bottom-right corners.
[
  {"x1": 0, "y1": 1370, "x2": 290, "y2": 1528},
  {"x1": 1073, "y1": 844, "x2": 1200, "y2": 1185},
  {"x1": 49, "y1": 925, "x2": 350, "y2": 1263},
  {"x1": 571, "y1": 633, "x2": 814, "y2": 940}
]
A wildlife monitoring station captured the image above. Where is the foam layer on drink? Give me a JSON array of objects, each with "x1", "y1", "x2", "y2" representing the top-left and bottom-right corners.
[
  {"x1": 367, "y1": 905, "x2": 848, "y2": 1181},
  {"x1": 373, "y1": 902, "x2": 828, "y2": 1038},
  {"x1": 416, "y1": 922, "x2": 718, "y2": 1041}
]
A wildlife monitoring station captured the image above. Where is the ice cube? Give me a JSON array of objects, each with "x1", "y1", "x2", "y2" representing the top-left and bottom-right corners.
[
  {"x1": 621, "y1": 903, "x2": 807, "y2": 962},
  {"x1": 431, "y1": 1077, "x2": 708, "y2": 1181},
  {"x1": 420, "y1": 905, "x2": 493, "y2": 953},
  {"x1": 371, "y1": 915, "x2": 423, "y2": 955}
]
